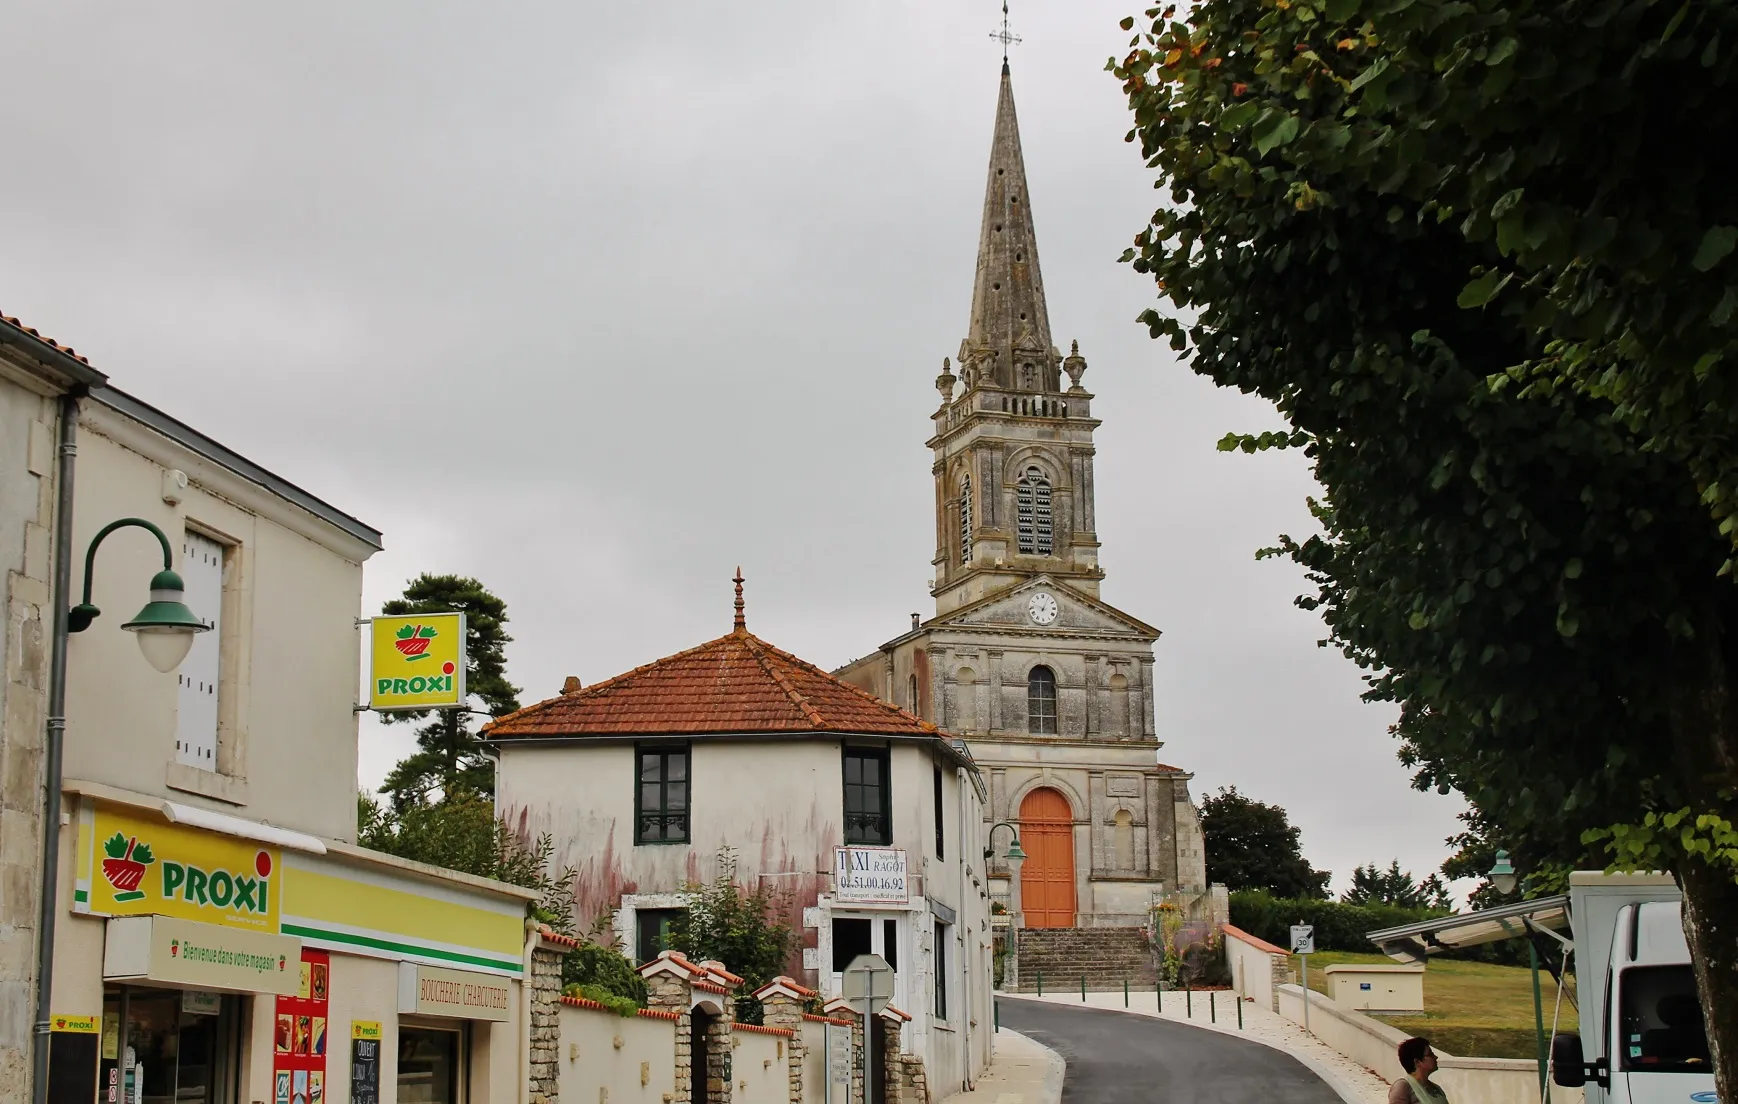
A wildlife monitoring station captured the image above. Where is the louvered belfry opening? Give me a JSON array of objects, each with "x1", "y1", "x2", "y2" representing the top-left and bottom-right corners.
[{"x1": 1016, "y1": 467, "x2": 1053, "y2": 556}]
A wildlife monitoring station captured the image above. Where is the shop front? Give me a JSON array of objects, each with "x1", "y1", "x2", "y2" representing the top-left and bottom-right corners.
[{"x1": 49, "y1": 787, "x2": 536, "y2": 1104}]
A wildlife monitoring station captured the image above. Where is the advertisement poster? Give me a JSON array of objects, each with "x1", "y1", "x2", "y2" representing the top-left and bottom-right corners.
[
  {"x1": 368, "y1": 613, "x2": 466, "y2": 711},
  {"x1": 273, "y1": 950, "x2": 329, "y2": 1104}
]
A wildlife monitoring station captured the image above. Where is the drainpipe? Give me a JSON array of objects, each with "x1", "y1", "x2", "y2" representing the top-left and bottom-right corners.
[
  {"x1": 31, "y1": 391, "x2": 82, "y2": 1104},
  {"x1": 956, "y1": 766, "x2": 973, "y2": 1093}
]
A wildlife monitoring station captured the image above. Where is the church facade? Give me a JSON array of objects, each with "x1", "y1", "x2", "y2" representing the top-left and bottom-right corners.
[{"x1": 835, "y1": 62, "x2": 1207, "y2": 929}]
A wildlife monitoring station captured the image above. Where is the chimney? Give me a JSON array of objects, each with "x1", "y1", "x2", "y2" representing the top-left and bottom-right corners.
[
  {"x1": 910, "y1": 613, "x2": 921, "y2": 631},
  {"x1": 561, "y1": 676, "x2": 582, "y2": 695}
]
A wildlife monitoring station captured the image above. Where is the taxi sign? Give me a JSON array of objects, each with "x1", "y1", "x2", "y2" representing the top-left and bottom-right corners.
[{"x1": 369, "y1": 613, "x2": 466, "y2": 711}]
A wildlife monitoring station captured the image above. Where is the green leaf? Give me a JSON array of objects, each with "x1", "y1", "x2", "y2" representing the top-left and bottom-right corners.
[
  {"x1": 1221, "y1": 101, "x2": 1262, "y2": 131},
  {"x1": 1120, "y1": 16, "x2": 1136, "y2": 30},
  {"x1": 103, "y1": 832, "x2": 129, "y2": 859},
  {"x1": 396, "y1": 625, "x2": 416, "y2": 640},
  {"x1": 1564, "y1": 558, "x2": 1584, "y2": 579},
  {"x1": 1254, "y1": 114, "x2": 1300, "y2": 155},
  {"x1": 1457, "y1": 269, "x2": 1511, "y2": 308},
  {"x1": 1347, "y1": 55, "x2": 1389, "y2": 92},
  {"x1": 1691, "y1": 226, "x2": 1737, "y2": 271},
  {"x1": 1486, "y1": 37, "x2": 1518, "y2": 66},
  {"x1": 1324, "y1": 0, "x2": 1358, "y2": 19},
  {"x1": 132, "y1": 842, "x2": 154, "y2": 865},
  {"x1": 418, "y1": 626, "x2": 438, "y2": 639}
]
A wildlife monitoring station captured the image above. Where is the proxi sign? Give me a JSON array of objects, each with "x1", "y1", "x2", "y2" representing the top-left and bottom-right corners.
[
  {"x1": 369, "y1": 613, "x2": 466, "y2": 711},
  {"x1": 78, "y1": 806, "x2": 280, "y2": 933}
]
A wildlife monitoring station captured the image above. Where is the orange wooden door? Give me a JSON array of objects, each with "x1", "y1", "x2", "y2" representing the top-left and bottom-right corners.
[{"x1": 1019, "y1": 788, "x2": 1076, "y2": 928}]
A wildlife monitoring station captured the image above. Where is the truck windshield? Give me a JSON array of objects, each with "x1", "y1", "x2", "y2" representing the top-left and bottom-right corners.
[{"x1": 1618, "y1": 965, "x2": 1709, "y2": 1073}]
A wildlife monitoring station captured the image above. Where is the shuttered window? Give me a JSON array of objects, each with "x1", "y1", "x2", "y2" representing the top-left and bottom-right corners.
[
  {"x1": 959, "y1": 476, "x2": 972, "y2": 563},
  {"x1": 175, "y1": 532, "x2": 225, "y2": 771}
]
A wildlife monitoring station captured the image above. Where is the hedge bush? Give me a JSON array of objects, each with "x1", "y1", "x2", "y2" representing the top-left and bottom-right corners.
[{"x1": 1229, "y1": 891, "x2": 1447, "y2": 952}]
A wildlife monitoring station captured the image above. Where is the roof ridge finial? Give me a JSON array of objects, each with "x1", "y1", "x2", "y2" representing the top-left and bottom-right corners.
[
  {"x1": 733, "y1": 567, "x2": 746, "y2": 632},
  {"x1": 990, "y1": 0, "x2": 1020, "y2": 70}
]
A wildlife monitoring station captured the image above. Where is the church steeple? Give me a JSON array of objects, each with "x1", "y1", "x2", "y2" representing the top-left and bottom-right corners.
[
  {"x1": 962, "y1": 65, "x2": 1059, "y2": 394},
  {"x1": 929, "y1": 65, "x2": 1104, "y2": 616}
]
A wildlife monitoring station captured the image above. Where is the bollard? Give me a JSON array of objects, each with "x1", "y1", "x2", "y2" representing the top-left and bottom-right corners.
[
  {"x1": 1081, "y1": 975, "x2": 1087, "y2": 1001},
  {"x1": 1186, "y1": 983, "x2": 1193, "y2": 1018},
  {"x1": 1036, "y1": 970, "x2": 1043, "y2": 997},
  {"x1": 995, "y1": 999, "x2": 1000, "y2": 1033},
  {"x1": 1211, "y1": 990, "x2": 1216, "y2": 1023},
  {"x1": 1237, "y1": 995, "x2": 1244, "y2": 1030},
  {"x1": 1123, "y1": 978, "x2": 1129, "y2": 1008}
]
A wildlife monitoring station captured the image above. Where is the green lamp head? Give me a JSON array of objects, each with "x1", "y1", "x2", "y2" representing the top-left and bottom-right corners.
[
  {"x1": 121, "y1": 569, "x2": 209, "y2": 673},
  {"x1": 1488, "y1": 849, "x2": 1519, "y2": 897},
  {"x1": 1004, "y1": 836, "x2": 1027, "y2": 862}
]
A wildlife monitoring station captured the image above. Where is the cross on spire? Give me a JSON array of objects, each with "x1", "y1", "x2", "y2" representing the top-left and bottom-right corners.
[
  {"x1": 733, "y1": 567, "x2": 746, "y2": 631},
  {"x1": 990, "y1": 0, "x2": 1021, "y2": 69}
]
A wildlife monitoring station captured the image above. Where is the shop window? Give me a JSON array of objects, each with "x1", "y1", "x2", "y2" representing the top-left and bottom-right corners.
[
  {"x1": 397, "y1": 1027, "x2": 460, "y2": 1104},
  {"x1": 843, "y1": 747, "x2": 891, "y2": 845},
  {"x1": 636, "y1": 908, "x2": 685, "y2": 964},
  {"x1": 635, "y1": 744, "x2": 690, "y2": 844}
]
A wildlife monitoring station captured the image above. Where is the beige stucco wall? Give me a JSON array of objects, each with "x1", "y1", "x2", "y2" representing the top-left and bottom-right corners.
[
  {"x1": 1223, "y1": 925, "x2": 1288, "y2": 1013},
  {"x1": 1323, "y1": 964, "x2": 1425, "y2": 1012},
  {"x1": 0, "y1": 365, "x2": 62, "y2": 1102},
  {"x1": 556, "y1": 1002, "x2": 677, "y2": 1104},
  {"x1": 731, "y1": 1028, "x2": 786, "y2": 1104},
  {"x1": 60, "y1": 402, "x2": 372, "y2": 842}
]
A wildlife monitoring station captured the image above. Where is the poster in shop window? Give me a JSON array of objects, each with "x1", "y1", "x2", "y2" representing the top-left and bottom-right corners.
[{"x1": 274, "y1": 950, "x2": 329, "y2": 1104}]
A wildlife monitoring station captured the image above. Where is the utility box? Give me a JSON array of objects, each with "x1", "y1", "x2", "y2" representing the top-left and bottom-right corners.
[{"x1": 1322, "y1": 963, "x2": 1425, "y2": 1012}]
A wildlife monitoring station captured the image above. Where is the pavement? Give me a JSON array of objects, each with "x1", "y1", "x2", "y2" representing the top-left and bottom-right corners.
[
  {"x1": 994, "y1": 992, "x2": 1390, "y2": 1104},
  {"x1": 934, "y1": 1028, "x2": 1066, "y2": 1104}
]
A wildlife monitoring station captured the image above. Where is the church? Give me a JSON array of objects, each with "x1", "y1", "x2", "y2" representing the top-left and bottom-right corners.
[{"x1": 835, "y1": 61, "x2": 1208, "y2": 930}]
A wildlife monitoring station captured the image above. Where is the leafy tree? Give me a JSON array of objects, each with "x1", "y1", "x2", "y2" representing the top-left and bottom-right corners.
[
  {"x1": 1200, "y1": 787, "x2": 1330, "y2": 898},
  {"x1": 1110, "y1": 0, "x2": 1738, "y2": 1087},
  {"x1": 667, "y1": 849, "x2": 797, "y2": 1024},
  {"x1": 1343, "y1": 861, "x2": 1452, "y2": 910},
  {"x1": 379, "y1": 575, "x2": 521, "y2": 807}
]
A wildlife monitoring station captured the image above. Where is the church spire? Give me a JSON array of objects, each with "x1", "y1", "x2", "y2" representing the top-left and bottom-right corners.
[{"x1": 963, "y1": 65, "x2": 1057, "y2": 394}]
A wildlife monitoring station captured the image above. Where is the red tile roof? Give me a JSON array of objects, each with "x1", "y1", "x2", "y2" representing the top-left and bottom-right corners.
[
  {"x1": 1, "y1": 312, "x2": 92, "y2": 365},
  {"x1": 484, "y1": 624, "x2": 941, "y2": 740}
]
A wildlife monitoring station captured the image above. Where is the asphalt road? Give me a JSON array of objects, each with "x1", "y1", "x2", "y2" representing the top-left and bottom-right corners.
[{"x1": 997, "y1": 995, "x2": 1347, "y2": 1104}]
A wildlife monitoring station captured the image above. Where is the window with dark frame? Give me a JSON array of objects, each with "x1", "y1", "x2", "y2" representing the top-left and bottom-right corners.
[
  {"x1": 1027, "y1": 666, "x2": 1058, "y2": 735},
  {"x1": 636, "y1": 908, "x2": 685, "y2": 963},
  {"x1": 933, "y1": 766, "x2": 945, "y2": 860},
  {"x1": 843, "y1": 746, "x2": 891, "y2": 845},
  {"x1": 934, "y1": 922, "x2": 949, "y2": 1020},
  {"x1": 635, "y1": 745, "x2": 690, "y2": 844}
]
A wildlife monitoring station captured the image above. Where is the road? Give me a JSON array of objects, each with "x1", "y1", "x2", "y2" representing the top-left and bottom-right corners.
[{"x1": 997, "y1": 995, "x2": 1348, "y2": 1104}]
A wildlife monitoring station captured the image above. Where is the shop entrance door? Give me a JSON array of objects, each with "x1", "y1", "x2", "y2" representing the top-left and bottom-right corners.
[{"x1": 101, "y1": 988, "x2": 241, "y2": 1104}]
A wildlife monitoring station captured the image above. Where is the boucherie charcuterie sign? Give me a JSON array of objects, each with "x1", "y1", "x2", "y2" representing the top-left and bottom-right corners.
[
  {"x1": 397, "y1": 963, "x2": 512, "y2": 1021},
  {"x1": 834, "y1": 847, "x2": 909, "y2": 904}
]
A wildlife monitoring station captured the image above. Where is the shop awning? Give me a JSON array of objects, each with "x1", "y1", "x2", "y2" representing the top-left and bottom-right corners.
[{"x1": 1366, "y1": 894, "x2": 1570, "y2": 964}]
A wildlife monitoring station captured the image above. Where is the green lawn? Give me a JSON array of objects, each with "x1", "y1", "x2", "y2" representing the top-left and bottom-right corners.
[{"x1": 1290, "y1": 950, "x2": 1575, "y2": 1060}]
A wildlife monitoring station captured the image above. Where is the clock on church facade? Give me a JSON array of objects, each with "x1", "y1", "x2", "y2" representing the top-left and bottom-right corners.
[{"x1": 835, "y1": 63, "x2": 1209, "y2": 930}]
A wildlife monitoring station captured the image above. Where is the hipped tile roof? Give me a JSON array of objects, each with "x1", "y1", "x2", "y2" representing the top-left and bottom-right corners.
[{"x1": 484, "y1": 624, "x2": 941, "y2": 740}]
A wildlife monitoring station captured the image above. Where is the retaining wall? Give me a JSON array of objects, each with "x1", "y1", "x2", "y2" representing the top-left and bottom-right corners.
[
  {"x1": 556, "y1": 999, "x2": 680, "y2": 1104},
  {"x1": 1221, "y1": 924, "x2": 1290, "y2": 1013}
]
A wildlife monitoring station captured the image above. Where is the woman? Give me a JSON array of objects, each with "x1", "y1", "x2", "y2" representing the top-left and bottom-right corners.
[{"x1": 1389, "y1": 1037, "x2": 1448, "y2": 1103}]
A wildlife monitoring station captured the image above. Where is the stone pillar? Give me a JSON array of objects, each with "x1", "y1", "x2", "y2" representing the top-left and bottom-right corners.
[
  {"x1": 824, "y1": 1000, "x2": 865, "y2": 1104},
  {"x1": 639, "y1": 951, "x2": 699, "y2": 1104},
  {"x1": 752, "y1": 978, "x2": 814, "y2": 1104},
  {"x1": 879, "y1": 1012, "x2": 904, "y2": 1104},
  {"x1": 528, "y1": 936, "x2": 568, "y2": 1104}
]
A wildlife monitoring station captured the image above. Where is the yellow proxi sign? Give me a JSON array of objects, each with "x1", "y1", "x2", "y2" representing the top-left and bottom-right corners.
[
  {"x1": 80, "y1": 806, "x2": 281, "y2": 933},
  {"x1": 51, "y1": 1015, "x2": 99, "y2": 1033},
  {"x1": 352, "y1": 1021, "x2": 382, "y2": 1041},
  {"x1": 369, "y1": 612, "x2": 466, "y2": 711}
]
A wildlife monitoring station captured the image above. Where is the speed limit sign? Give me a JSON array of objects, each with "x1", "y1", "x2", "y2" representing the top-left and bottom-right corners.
[{"x1": 1290, "y1": 924, "x2": 1316, "y2": 955}]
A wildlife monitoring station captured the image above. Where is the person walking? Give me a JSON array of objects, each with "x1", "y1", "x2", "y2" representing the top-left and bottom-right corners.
[{"x1": 1389, "y1": 1037, "x2": 1449, "y2": 1103}]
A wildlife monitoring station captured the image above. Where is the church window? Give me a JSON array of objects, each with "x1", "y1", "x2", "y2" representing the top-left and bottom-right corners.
[
  {"x1": 1017, "y1": 467, "x2": 1053, "y2": 556},
  {"x1": 1027, "y1": 666, "x2": 1058, "y2": 735},
  {"x1": 843, "y1": 746, "x2": 892, "y2": 845},
  {"x1": 959, "y1": 476, "x2": 973, "y2": 563},
  {"x1": 635, "y1": 744, "x2": 690, "y2": 844}
]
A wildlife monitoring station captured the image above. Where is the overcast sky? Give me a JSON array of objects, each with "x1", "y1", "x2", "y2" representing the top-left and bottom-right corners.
[{"x1": 4, "y1": 1, "x2": 1470, "y2": 896}]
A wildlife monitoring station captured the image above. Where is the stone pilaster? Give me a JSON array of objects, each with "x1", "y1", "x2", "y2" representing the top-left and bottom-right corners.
[
  {"x1": 528, "y1": 934, "x2": 569, "y2": 1104},
  {"x1": 641, "y1": 952, "x2": 699, "y2": 1104},
  {"x1": 753, "y1": 977, "x2": 816, "y2": 1104}
]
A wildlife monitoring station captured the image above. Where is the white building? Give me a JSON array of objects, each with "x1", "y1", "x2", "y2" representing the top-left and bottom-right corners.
[{"x1": 488, "y1": 580, "x2": 996, "y2": 1098}]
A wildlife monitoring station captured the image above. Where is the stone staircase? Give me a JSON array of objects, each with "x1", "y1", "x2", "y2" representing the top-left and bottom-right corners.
[{"x1": 1007, "y1": 927, "x2": 1159, "y2": 993}]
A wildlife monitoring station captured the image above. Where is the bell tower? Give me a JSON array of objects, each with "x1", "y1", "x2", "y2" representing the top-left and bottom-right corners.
[{"x1": 930, "y1": 62, "x2": 1103, "y2": 616}]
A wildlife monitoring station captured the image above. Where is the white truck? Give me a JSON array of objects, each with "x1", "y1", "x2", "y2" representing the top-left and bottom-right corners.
[{"x1": 1551, "y1": 872, "x2": 1716, "y2": 1104}]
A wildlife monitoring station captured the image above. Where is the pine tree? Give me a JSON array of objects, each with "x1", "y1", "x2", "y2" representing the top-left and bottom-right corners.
[{"x1": 378, "y1": 575, "x2": 520, "y2": 808}]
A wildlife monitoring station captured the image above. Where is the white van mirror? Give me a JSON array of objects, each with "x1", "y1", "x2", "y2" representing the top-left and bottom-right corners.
[{"x1": 1552, "y1": 1035, "x2": 1586, "y2": 1087}]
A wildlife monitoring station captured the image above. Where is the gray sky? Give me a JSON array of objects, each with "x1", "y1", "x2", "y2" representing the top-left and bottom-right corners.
[{"x1": 3, "y1": 1, "x2": 1468, "y2": 895}]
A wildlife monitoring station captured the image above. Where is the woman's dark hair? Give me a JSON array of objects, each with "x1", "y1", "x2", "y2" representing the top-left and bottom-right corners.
[{"x1": 1398, "y1": 1037, "x2": 1432, "y2": 1074}]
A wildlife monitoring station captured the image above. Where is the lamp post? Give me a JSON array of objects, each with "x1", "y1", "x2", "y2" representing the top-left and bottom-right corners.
[
  {"x1": 1489, "y1": 849, "x2": 1547, "y2": 1099},
  {"x1": 32, "y1": 517, "x2": 207, "y2": 1104},
  {"x1": 985, "y1": 821, "x2": 1026, "y2": 928}
]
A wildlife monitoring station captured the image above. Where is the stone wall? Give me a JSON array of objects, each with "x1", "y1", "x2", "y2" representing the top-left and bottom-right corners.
[{"x1": 528, "y1": 941, "x2": 566, "y2": 1103}]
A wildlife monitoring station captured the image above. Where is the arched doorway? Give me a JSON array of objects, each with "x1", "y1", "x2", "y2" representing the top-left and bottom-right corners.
[{"x1": 1018, "y1": 787, "x2": 1076, "y2": 928}]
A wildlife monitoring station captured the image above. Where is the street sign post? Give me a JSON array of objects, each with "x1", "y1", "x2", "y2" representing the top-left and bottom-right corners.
[
  {"x1": 842, "y1": 954, "x2": 894, "y2": 1104},
  {"x1": 1290, "y1": 924, "x2": 1315, "y2": 1031}
]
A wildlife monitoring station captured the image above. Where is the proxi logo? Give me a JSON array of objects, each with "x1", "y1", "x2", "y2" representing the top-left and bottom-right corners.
[
  {"x1": 100, "y1": 832, "x2": 155, "y2": 902},
  {"x1": 160, "y1": 848, "x2": 275, "y2": 916}
]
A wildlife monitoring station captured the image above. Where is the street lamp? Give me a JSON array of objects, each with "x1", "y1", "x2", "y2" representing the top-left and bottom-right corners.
[
  {"x1": 32, "y1": 516, "x2": 207, "y2": 1104},
  {"x1": 985, "y1": 820, "x2": 1026, "y2": 864},
  {"x1": 985, "y1": 820, "x2": 1026, "y2": 932},
  {"x1": 67, "y1": 518, "x2": 208, "y2": 672},
  {"x1": 1488, "y1": 849, "x2": 1519, "y2": 897}
]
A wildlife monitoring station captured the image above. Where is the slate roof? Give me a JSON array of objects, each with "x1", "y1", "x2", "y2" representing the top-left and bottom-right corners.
[{"x1": 483, "y1": 623, "x2": 942, "y2": 741}]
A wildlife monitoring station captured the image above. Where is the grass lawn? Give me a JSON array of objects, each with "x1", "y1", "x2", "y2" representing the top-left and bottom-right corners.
[{"x1": 1289, "y1": 950, "x2": 1575, "y2": 1060}]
